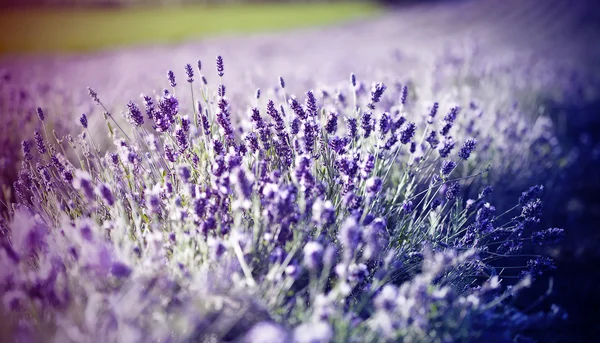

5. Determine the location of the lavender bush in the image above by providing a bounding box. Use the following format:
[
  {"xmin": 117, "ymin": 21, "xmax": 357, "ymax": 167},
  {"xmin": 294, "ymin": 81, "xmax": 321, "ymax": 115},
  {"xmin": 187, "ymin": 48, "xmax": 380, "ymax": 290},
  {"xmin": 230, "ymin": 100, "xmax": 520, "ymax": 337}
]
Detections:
[{"xmin": 0, "ymin": 55, "xmax": 570, "ymax": 342}]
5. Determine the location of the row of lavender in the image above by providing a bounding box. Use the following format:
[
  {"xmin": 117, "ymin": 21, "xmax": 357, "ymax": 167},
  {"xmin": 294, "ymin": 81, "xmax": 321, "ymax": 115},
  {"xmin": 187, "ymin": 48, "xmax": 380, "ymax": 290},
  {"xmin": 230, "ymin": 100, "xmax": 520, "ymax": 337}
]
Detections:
[{"xmin": 0, "ymin": 52, "xmax": 574, "ymax": 342}]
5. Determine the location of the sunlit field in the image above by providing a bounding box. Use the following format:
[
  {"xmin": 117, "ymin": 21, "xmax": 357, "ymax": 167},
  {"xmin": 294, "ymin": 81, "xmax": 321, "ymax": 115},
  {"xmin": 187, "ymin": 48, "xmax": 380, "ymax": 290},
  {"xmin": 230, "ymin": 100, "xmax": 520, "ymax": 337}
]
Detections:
[{"xmin": 0, "ymin": 2, "xmax": 380, "ymax": 54}]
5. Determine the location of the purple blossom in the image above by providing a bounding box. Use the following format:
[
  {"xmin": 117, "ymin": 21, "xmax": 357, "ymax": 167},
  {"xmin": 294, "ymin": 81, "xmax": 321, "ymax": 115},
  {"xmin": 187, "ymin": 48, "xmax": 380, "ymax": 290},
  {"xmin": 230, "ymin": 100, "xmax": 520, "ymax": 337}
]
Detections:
[
  {"xmin": 36, "ymin": 107, "xmax": 44, "ymax": 121},
  {"xmin": 443, "ymin": 106, "xmax": 460, "ymax": 123},
  {"xmin": 218, "ymin": 84, "xmax": 226, "ymax": 97},
  {"xmin": 361, "ymin": 111, "xmax": 373, "ymax": 138},
  {"xmin": 383, "ymin": 134, "xmax": 398, "ymax": 151},
  {"xmin": 279, "ymin": 76, "xmax": 285, "ymax": 89},
  {"xmin": 400, "ymin": 85, "xmax": 408, "ymax": 105},
  {"xmin": 79, "ymin": 113, "xmax": 88, "ymax": 128},
  {"xmin": 365, "ymin": 177, "xmax": 382, "ymax": 195},
  {"xmin": 21, "ymin": 140, "xmax": 32, "ymax": 161},
  {"xmin": 441, "ymin": 160, "xmax": 457, "ymax": 176},
  {"xmin": 346, "ymin": 117, "xmax": 358, "ymax": 139},
  {"xmin": 126, "ymin": 101, "xmax": 144, "ymax": 126},
  {"xmin": 110, "ymin": 262, "xmax": 132, "ymax": 278},
  {"xmin": 399, "ymin": 122, "xmax": 416, "ymax": 144},
  {"xmin": 402, "ymin": 200, "xmax": 414, "ymax": 213},
  {"xmin": 379, "ymin": 112, "xmax": 391, "ymax": 135},
  {"xmin": 519, "ymin": 185, "xmax": 544, "ymax": 206},
  {"xmin": 216, "ymin": 55, "xmax": 224, "ymax": 77},
  {"xmin": 289, "ymin": 96, "xmax": 306, "ymax": 120},
  {"xmin": 438, "ymin": 136, "xmax": 455, "ymax": 158},
  {"xmin": 458, "ymin": 138, "xmax": 477, "ymax": 160},
  {"xmin": 34, "ymin": 131, "xmax": 46, "ymax": 154},
  {"xmin": 368, "ymin": 82, "xmax": 387, "ymax": 109},
  {"xmin": 167, "ymin": 70, "xmax": 176, "ymax": 87},
  {"xmin": 305, "ymin": 90, "xmax": 318, "ymax": 117},
  {"xmin": 445, "ymin": 182, "xmax": 461, "ymax": 201},
  {"xmin": 531, "ymin": 228, "xmax": 564, "ymax": 245},
  {"xmin": 427, "ymin": 102, "xmax": 439, "ymax": 123},
  {"xmin": 426, "ymin": 130, "xmax": 439, "ymax": 149},
  {"xmin": 96, "ymin": 184, "xmax": 115, "ymax": 206},
  {"xmin": 325, "ymin": 112, "xmax": 338, "ymax": 134},
  {"xmin": 184, "ymin": 63, "xmax": 194, "ymax": 83}
]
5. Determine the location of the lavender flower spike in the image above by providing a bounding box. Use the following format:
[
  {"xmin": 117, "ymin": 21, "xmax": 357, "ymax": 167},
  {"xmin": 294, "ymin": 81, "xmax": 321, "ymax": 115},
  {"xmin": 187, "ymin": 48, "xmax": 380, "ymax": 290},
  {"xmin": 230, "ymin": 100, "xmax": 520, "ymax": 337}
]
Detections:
[
  {"xmin": 167, "ymin": 70, "xmax": 176, "ymax": 87},
  {"xmin": 216, "ymin": 55, "xmax": 224, "ymax": 77}
]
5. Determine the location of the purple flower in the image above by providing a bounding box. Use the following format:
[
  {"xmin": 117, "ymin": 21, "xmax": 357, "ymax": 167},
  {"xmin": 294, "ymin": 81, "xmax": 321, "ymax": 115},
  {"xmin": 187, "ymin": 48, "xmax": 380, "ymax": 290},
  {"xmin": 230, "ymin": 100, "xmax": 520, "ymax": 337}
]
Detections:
[
  {"xmin": 196, "ymin": 59, "xmax": 202, "ymax": 71},
  {"xmin": 519, "ymin": 185, "xmax": 544, "ymax": 206},
  {"xmin": 368, "ymin": 82, "xmax": 387, "ymax": 109},
  {"xmin": 184, "ymin": 63, "xmax": 194, "ymax": 83},
  {"xmin": 289, "ymin": 96, "xmax": 307, "ymax": 120},
  {"xmin": 126, "ymin": 101, "xmax": 144, "ymax": 126},
  {"xmin": 79, "ymin": 113, "xmax": 88, "ymax": 128},
  {"xmin": 110, "ymin": 262, "xmax": 132, "ymax": 278},
  {"xmin": 400, "ymin": 85, "xmax": 408, "ymax": 105},
  {"xmin": 279, "ymin": 76, "xmax": 285, "ymax": 89},
  {"xmin": 346, "ymin": 117, "xmax": 358, "ymax": 139},
  {"xmin": 218, "ymin": 84, "xmax": 226, "ymax": 97},
  {"xmin": 21, "ymin": 140, "xmax": 32, "ymax": 161},
  {"xmin": 445, "ymin": 182, "xmax": 461, "ymax": 201},
  {"xmin": 438, "ymin": 136, "xmax": 455, "ymax": 158},
  {"xmin": 443, "ymin": 106, "xmax": 460, "ymax": 123},
  {"xmin": 365, "ymin": 177, "xmax": 382, "ymax": 195},
  {"xmin": 361, "ymin": 111, "xmax": 373, "ymax": 138},
  {"xmin": 325, "ymin": 112, "xmax": 338, "ymax": 134},
  {"xmin": 97, "ymin": 184, "xmax": 115, "ymax": 206},
  {"xmin": 179, "ymin": 165, "xmax": 192, "ymax": 183},
  {"xmin": 142, "ymin": 94, "xmax": 156, "ymax": 120},
  {"xmin": 181, "ymin": 115, "xmax": 191, "ymax": 133},
  {"xmin": 458, "ymin": 138, "xmax": 477, "ymax": 160},
  {"xmin": 34, "ymin": 131, "xmax": 46, "ymax": 154},
  {"xmin": 329, "ymin": 136, "xmax": 349, "ymax": 155},
  {"xmin": 402, "ymin": 200, "xmax": 414, "ymax": 213},
  {"xmin": 87, "ymin": 87, "xmax": 100, "ymax": 104},
  {"xmin": 522, "ymin": 256, "xmax": 555, "ymax": 279},
  {"xmin": 164, "ymin": 144, "xmax": 177, "ymax": 163},
  {"xmin": 362, "ymin": 154, "xmax": 375, "ymax": 177},
  {"xmin": 36, "ymin": 107, "xmax": 44, "ymax": 121},
  {"xmin": 479, "ymin": 186, "xmax": 493, "ymax": 198},
  {"xmin": 383, "ymin": 134, "xmax": 398, "ymax": 151},
  {"xmin": 351, "ymin": 73, "xmax": 356, "ymax": 87},
  {"xmin": 522, "ymin": 198, "xmax": 543, "ymax": 223},
  {"xmin": 426, "ymin": 130, "xmax": 439, "ymax": 149},
  {"xmin": 216, "ymin": 55, "xmax": 224, "ymax": 77},
  {"xmin": 531, "ymin": 228, "xmax": 564, "ymax": 245},
  {"xmin": 167, "ymin": 70, "xmax": 176, "ymax": 87},
  {"xmin": 236, "ymin": 168, "xmax": 254, "ymax": 200},
  {"xmin": 255, "ymin": 88, "xmax": 261, "ymax": 99},
  {"xmin": 213, "ymin": 139, "xmax": 224, "ymax": 156},
  {"xmin": 379, "ymin": 112, "xmax": 391, "ymax": 135},
  {"xmin": 305, "ymin": 90, "xmax": 318, "ymax": 118},
  {"xmin": 441, "ymin": 160, "xmax": 457, "ymax": 176},
  {"xmin": 175, "ymin": 127, "xmax": 188, "ymax": 152},
  {"xmin": 427, "ymin": 102, "xmax": 439, "ymax": 123},
  {"xmin": 74, "ymin": 170, "xmax": 95, "ymax": 200},
  {"xmin": 399, "ymin": 122, "xmax": 416, "ymax": 144},
  {"xmin": 245, "ymin": 132, "xmax": 260, "ymax": 153}
]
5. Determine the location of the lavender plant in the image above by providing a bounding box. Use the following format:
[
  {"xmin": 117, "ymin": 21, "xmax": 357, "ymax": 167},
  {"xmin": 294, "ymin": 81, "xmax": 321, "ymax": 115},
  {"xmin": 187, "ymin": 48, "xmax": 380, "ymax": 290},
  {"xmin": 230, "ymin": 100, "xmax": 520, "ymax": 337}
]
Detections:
[{"xmin": 0, "ymin": 58, "xmax": 566, "ymax": 342}]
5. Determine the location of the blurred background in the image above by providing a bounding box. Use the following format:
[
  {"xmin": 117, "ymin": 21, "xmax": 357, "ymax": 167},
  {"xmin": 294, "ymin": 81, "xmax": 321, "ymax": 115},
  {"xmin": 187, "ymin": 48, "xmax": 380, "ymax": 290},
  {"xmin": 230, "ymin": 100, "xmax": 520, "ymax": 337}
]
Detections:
[{"xmin": 1, "ymin": 0, "xmax": 599, "ymax": 342}]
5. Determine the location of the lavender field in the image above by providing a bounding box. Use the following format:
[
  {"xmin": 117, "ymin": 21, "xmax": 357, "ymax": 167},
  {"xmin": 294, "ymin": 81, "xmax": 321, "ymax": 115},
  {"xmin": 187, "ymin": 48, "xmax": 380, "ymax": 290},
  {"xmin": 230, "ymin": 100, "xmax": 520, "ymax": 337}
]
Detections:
[{"xmin": 1, "ymin": 0, "xmax": 600, "ymax": 342}]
